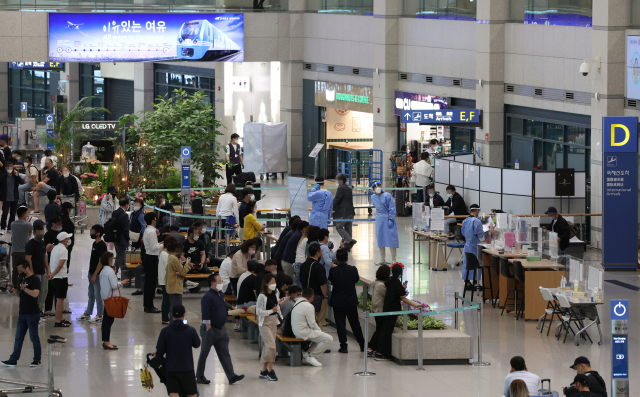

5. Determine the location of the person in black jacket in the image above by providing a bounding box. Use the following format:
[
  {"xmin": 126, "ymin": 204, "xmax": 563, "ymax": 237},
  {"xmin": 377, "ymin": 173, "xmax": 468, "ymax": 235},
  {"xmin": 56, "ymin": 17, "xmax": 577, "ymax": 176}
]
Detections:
[
  {"xmin": 0, "ymin": 159, "xmax": 24, "ymax": 233},
  {"xmin": 333, "ymin": 174, "xmax": 357, "ymax": 250},
  {"xmin": 328, "ymin": 248, "xmax": 364, "ymax": 353},
  {"xmin": 270, "ymin": 216, "xmax": 300, "ymax": 263},
  {"xmin": 60, "ymin": 202, "xmax": 75, "ymax": 275},
  {"xmin": 544, "ymin": 207, "xmax": 571, "ymax": 255},
  {"xmin": 55, "ymin": 166, "xmax": 79, "ymax": 201},
  {"xmin": 155, "ymin": 305, "xmax": 201, "ymax": 397},
  {"xmin": 443, "ymin": 185, "xmax": 468, "ymax": 237},
  {"xmin": 425, "ymin": 184, "xmax": 445, "ymax": 209},
  {"xmin": 111, "ymin": 198, "xmax": 131, "ymax": 275},
  {"xmin": 374, "ymin": 264, "xmax": 407, "ymax": 361},
  {"xmin": 563, "ymin": 357, "xmax": 607, "ymax": 397}
]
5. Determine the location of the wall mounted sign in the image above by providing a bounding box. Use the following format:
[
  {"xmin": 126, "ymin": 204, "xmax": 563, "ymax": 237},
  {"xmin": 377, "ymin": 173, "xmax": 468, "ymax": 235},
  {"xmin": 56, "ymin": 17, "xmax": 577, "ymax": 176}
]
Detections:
[
  {"xmin": 402, "ymin": 109, "xmax": 482, "ymax": 127},
  {"xmin": 394, "ymin": 90, "xmax": 447, "ymax": 116},
  {"xmin": 10, "ymin": 62, "xmax": 64, "ymax": 69},
  {"xmin": 314, "ymin": 81, "xmax": 373, "ymax": 113},
  {"xmin": 74, "ymin": 121, "xmax": 119, "ymax": 131},
  {"xmin": 555, "ymin": 168, "xmax": 575, "ymax": 197},
  {"xmin": 48, "ymin": 13, "xmax": 244, "ymax": 62},
  {"xmin": 626, "ymin": 36, "xmax": 640, "ymax": 101}
]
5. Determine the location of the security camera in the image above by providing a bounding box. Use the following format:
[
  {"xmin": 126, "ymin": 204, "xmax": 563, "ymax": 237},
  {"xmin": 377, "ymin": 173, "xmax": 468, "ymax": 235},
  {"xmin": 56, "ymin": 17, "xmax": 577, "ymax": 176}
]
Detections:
[{"xmin": 579, "ymin": 62, "xmax": 590, "ymax": 76}]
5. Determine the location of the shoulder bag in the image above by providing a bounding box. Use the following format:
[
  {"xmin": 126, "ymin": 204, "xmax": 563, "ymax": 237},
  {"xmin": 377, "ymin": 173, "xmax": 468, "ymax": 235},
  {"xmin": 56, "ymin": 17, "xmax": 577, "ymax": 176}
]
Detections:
[
  {"xmin": 307, "ymin": 261, "xmax": 323, "ymax": 312},
  {"xmin": 104, "ymin": 286, "xmax": 130, "ymax": 318}
]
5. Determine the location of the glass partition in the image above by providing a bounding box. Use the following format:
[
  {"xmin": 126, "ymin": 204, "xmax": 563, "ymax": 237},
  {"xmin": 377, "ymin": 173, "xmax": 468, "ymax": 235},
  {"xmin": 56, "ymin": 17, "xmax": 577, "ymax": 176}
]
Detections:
[
  {"xmin": 2, "ymin": 0, "xmax": 288, "ymax": 12},
  {"xmin": 306, "ymin": 0, "xmax": 373, "ymax": 14},
  {"xmin": 403, "ymin": 0, "xmax": 476, "ymax": 20}
]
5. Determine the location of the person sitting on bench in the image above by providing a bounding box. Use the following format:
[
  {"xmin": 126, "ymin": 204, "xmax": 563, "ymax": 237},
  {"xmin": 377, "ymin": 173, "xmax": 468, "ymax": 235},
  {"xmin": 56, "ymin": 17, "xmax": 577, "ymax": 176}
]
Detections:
[{"xmin": 291, "ymin": 287, "xmax": 333, "ymax": 367}]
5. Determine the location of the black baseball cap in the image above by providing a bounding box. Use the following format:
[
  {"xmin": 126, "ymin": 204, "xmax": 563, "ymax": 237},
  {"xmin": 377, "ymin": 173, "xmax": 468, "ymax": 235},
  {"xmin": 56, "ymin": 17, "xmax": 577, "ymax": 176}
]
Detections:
[
  {"xmin": 570, "ymin": 356, "xmax": 590, "ymax": 369},
  {"xmin": 171, "ymin": 304, "xmax": 186, "ymax": 319},
  {"xmin": 573, "ymin": 373, "xmax": 590, "ymax": 386},
  {"xmin": 545, "ymin": 206, "xmax": 558, "ymax": 214}
]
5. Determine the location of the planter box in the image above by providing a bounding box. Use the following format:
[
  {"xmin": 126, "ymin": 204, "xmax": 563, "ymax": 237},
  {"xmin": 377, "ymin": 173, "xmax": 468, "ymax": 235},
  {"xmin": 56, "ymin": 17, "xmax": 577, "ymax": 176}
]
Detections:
[
  {"xmin": 83, "ymin": 206, "xmax": 101, "ymax": 230},
  {"xmin": 326, "ymin": 307, "xmax": 471, "ymax": 365}
]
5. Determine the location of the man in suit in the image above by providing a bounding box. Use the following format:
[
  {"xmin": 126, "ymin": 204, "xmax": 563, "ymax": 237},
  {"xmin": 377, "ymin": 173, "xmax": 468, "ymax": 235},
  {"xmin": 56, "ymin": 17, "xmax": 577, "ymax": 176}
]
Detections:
[
  {"xmin": 333, "ymin": 174, "xmax": 356, "ymax": 250},
  {"xmin": 328, "ymin": 248, "xmax": 365, "ymax": 353},
  {"xmin": 112, "ymin": 198, "xmax": 131, "ymax": 275},
  {"xmin": 0, "ymin": 159, "xmax": 25, "ymax": 233}
]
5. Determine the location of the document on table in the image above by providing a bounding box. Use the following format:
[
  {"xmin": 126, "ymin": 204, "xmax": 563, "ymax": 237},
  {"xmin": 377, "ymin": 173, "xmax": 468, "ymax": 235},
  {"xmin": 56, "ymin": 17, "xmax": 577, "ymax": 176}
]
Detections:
[{"xmin": 431, "ymin": 208, "xmax": 445, "ymax": 231}]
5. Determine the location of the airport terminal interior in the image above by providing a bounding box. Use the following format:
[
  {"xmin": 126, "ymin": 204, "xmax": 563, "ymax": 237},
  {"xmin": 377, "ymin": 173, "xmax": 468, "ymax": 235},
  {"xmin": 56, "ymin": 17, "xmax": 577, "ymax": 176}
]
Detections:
[{"xmin": 0, "ymin": 1, "xmax": 639, "ymax": 396}]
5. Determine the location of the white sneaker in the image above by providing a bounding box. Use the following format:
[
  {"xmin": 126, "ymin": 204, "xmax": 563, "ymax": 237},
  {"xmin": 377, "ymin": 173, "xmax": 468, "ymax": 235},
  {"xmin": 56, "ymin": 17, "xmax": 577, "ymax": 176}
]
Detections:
[
  {"xmin": 302, "ymin": 351, "xmax": 310, "ymax": 360},
  {"xmin": 77, "ymin": 314, "xmax": 91, "ymax": 321},
  {"xmin": 374, "ymin": 260, "xmax": 386, "ymax": 266},
  {"xmin": 305, "ymin": 356, "xmax": 322, "ymax": 367},
  {"xmin": 29, "ymin": 211, "xmax": 40, "ymax": 215},
  {"xmin": 89, "ymin": 316, "xmax": 102, "ymax": 324}
]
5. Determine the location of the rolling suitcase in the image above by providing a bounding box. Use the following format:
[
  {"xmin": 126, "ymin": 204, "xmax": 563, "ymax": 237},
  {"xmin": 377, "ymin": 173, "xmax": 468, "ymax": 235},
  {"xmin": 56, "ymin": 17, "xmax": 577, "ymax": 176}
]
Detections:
[{"xmin": 535, "ymin": 379, "xmax": 559, "ymax": 397}]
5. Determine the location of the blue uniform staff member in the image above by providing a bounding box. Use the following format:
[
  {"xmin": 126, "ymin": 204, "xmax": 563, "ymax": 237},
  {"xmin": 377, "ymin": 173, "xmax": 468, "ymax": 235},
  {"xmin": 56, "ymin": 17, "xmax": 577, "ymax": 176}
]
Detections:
[
  {"xmin": 226, "ymin": 133, "xmax": 243, "ymax": 184},
  {"xmin": 543, "ymin": 207, "xmax": 571, "ymax": 255},
  {"xmin": 308, "ymin": 177, "xmax": 333, "ymax": 229},
  {"xmin": 461, "ymin": 204, "xmax": 484, "ymax": 286},
  {"xmin": 370, "ymin": 181, "xmax": 398, "ymax": 265}
]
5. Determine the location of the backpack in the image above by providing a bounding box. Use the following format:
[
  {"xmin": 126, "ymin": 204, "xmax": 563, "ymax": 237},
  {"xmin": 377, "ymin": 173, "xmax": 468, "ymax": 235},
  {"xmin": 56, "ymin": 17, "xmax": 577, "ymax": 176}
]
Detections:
[
  {"xmin": 104, "ymin": 212, "xmax": 119, "ymax": 243},
  {"xmin": 282, "ymin": 300, "xmax": 304, "ymax": 337},
  {"xmin": 567, "ymin": 221, "xmax": 578, "ymax": 239}
]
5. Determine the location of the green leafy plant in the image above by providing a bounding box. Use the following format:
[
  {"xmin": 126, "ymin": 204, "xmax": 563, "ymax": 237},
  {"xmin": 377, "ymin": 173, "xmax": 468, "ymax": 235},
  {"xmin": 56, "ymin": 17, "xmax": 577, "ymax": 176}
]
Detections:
[
  {"xmin": 105, "ymin": 164, "xmax": 113, "ymax": 189},
  {"xmin": 357, "ymin": 292, "xmax": 446, "ymax": 331}
]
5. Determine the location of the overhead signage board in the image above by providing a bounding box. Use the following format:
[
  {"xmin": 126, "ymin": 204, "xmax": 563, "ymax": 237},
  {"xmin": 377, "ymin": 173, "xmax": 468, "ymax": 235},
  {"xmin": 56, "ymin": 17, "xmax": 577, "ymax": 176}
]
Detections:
[
  {"xmin": 394, "ymin": 91, "xmax": 447, "ymax": 116},
  {"xmin": 602, "ymin": 117, "xmax": 638, "ymax": 269},
  {"xmin": 314, "ymin": 81, "xmax": 373, "ymax": 113},
  {"xmin": 10, "ymin": 62, "xmax": 64, "ymax": 69},
  {"xmin": 627, "ymin": 36, "xmax": 640, "ymax": 100},
  {"xmin": 74, "ymin": 121, "xmax": 119, "ymax": 131},
  {"xmin": 402, "ymin": 109, "xmax": 481, "ymax": 126},
  {"xmin": 48, "ymin": 13, "xmax": 244, "ymax": 62}
]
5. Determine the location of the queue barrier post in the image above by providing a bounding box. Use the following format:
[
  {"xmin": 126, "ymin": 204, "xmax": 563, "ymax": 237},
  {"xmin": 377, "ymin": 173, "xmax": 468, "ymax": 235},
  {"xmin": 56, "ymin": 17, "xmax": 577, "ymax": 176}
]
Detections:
[
  {"xmin": 417, "ymin": 310, "xmax": 424, "ymax": 370},
  {"xmin": 354, "ymin": 311, "xmax": 376, "ymax": 377},
  {"xmin": 402, "ymin": 301, "xmax": 408, "ymax": 334},
  {"xmin": 456, "ymin": 293, "xmax": 490, "ymax": 367}
]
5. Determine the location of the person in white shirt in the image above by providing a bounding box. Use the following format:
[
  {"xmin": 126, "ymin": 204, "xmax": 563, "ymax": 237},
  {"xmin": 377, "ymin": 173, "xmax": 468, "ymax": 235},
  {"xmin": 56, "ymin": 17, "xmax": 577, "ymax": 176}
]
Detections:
[
  {"xmin": 99, "ymin": 252, "xmax": 129, "ymax": 349},
  {"xmin": 48, "ymin": 232, "xmax": 73, "ymax": 328},
  {"xmin": 412, "ymin": 152, "xmax": 434, "ymax": 203},
  {"xmin": 219, "ymin": 248, "xmax": 237, "ymax": 295},
  {"xmin": 503, "ymin": 356, "xmax": 541, "ymax": 397},
  {"xmin": 142, "ymin": 212, "xmax": 164, "ymax": 314},
  {"xmin": 217, "ymin": 185, "xmax": 240, "ymax": 235},
  {"xmin": 426, "ymin": 138, "xmax": 439, "ymax": 155},
  {"xmin": 39, "ymin": 150, "xmax": 56, "ymax": 170},
  {"xmin": 291, "ymin": 288, "xmax": 333, "ymax": 367}
]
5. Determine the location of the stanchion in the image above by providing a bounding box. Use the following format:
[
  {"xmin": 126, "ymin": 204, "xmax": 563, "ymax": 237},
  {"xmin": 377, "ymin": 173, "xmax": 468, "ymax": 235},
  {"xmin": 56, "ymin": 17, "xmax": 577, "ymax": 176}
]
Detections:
[
  {"xmin": 417, "ymin": 310, "xmax": 424, "ymax": 370},
  {"xmin": 402, "ymin": 302, "xmax": 408, "ymax": 334},
  {"xmin": 470, "ymin": 300, "xmax": 490, "ymax": 366},
  {"xmin": 354, "ymin": 311, "xmax": 376, "ymax": 377},
  {"xmin": 455, "ymin": 295, "xmax": 459, "ymax": 330}
]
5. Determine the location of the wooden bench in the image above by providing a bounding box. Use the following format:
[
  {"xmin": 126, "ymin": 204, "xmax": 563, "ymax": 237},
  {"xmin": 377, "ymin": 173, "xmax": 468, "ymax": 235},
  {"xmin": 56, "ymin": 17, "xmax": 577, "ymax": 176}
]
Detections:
[{"xmin": 244, "ymin": 315, "xmax": 307, "ymax": 367}]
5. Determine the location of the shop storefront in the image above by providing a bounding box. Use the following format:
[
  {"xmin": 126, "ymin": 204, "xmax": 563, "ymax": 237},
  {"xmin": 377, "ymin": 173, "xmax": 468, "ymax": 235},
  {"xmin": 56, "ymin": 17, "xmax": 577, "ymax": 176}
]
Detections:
[{"xmin": 313, "ymin": 81, "xmax": 373, "ymax": 178}]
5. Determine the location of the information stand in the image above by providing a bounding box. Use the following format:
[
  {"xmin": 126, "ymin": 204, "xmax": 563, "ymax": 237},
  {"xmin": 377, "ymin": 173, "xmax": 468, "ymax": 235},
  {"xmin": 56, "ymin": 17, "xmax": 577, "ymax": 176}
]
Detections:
[{"xmin": 611, "ymin": 299, "xmax": 629, "ymax": 396}]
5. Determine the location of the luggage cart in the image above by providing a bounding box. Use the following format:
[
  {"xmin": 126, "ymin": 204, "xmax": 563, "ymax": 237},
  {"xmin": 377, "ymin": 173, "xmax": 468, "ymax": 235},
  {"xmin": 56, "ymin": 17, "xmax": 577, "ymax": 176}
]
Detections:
[
  {"xmin": 336, "ymin": 149, "xmax": 382, "ymax": 215},
  {"xmin": 0, "ymin": 242, "xmax": 11, "ymax": 292},
  {"xmin": 0, "ymin": 335, "xmax": 66, "ymax": 397},
  {"xmin": 59, "ymin": 195, "xmax": 87, "ymax": 234}
]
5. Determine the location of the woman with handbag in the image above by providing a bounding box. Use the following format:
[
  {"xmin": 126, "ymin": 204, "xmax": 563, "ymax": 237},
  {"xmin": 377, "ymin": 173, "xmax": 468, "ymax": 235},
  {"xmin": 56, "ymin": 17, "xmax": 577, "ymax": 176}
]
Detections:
[
  {"xmin": 164, "ymin": 241, "xmax": 193, "ymax": 319},
  {"xmin": 255, "ymin": 273, "xmax": 281, "ymax": 381},
  {"xmin": 99, "ymin": 252, "xmax": 129, "ymax": 350}
]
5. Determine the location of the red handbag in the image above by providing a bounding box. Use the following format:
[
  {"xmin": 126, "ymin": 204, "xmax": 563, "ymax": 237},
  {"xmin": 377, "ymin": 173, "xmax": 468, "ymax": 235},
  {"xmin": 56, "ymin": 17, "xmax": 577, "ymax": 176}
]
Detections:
[{"xmin": 104, "ymin": 287, "xmax": 130, "ymax": 319}]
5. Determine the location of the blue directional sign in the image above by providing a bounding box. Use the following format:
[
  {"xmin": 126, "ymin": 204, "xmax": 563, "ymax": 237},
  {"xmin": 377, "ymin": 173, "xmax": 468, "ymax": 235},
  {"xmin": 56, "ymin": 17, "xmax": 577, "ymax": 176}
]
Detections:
[
  {"xmin": 20, "ymin": 102, "xmax": 27, "ymax": 112},
  {"xmin": 612, "ymin": 335, "xmax": 628, "ymax": 378},
  {"xmin": 402, "ymin": 109, "xmax": 481, "ymax": 124},
  {"xmin": 611, "ymin": 300, "xmax": 629, "ymax": 320},
  {"xmin": 181, "ymin": 146, "xmax": 191, "ymax": 190},
  {"xmin": 45, "ymin": 114, "xmax": 54, "ymax": 124}
]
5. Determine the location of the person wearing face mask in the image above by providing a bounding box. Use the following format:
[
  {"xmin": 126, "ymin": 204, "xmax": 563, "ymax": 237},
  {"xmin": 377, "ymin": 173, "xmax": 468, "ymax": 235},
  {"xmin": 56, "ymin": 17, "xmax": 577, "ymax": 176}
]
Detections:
[
  {"xmin": 98, "ymin": 186, "xmax": 117, "ymax": 227},
  {"xmin": 242, "ymin": 200, "xmax": 264, "ymax": 241},
  {"xmin": 24, "ymin": 222, "xmax": 49, "ymax": 314},
  {"xmin": 31, "ymin": 158, "xmax": 58, "ymax": 215},
  {"xmin": 307, "ymin": 177, "xmax": 333, "ymax": 230},
  {"xmin": 78, "ymin": 225, "xmax": 107, "ymax": 324},
  {"xmin": 237, "ymin": 187, "xmax": 254, "ymax": 240},
  {"xmin": 542, "ymin": 207, "xmax": 571, "ymax": 255},
  {"xmin": 11, "ymin": 150, "xmax": 24, "ymax": 169},
  {"xmin": 226, "ymin": 133, "xmax": 244, "ymax": 184},
  {"xmin": 165, "ymin": 242, "xmax": 194, "ymax": 319},
  {"xmin": 99, "ymin": 252, "xmax": 130, "ymax": 350},
  {"xmin": 370, "ymin": 181, "xmax": 399, "ymax": 266},
  {"xmin": 255, "ymin": 259, "xmax": 278, "ymax": 297},
  {"xmin": 427, "ymin": 138, "xmax": 440, "ymax": 155},
  {"xmin": 43, "ymin": 190, "xmax": 61, "ymax": 230},
  {"xmin": 18, "ymin": 156, "xmax": 38, "ymax": 207},
  {"xmin": 42, "ymin": 216, "xmax": 62, "ymax": 316},
  {"xmin": 217, "ymin": 184, "xmax": 240, "ymax": 234},
  {"xmin": 280, "ymin": 285, "xmax": 301, "ymax": 319},
  {"xmin": 333, "ymin": 174, "xmax": 356, "ymax": 250},
  {"xmin": 193, "ymin": 220, "xmax": 214, "ymax": 264},
  {"xmin": 0, "ymin": 260, "xmax": 41, "ymax": 368},
  {"xmin": 443, "ymin": 185, "xmax": 468, "ymax": 238},
  {"xmin": 111, "ymin": 198, "xmax": 132, "ymax": 275},
  {"xmin": 48, "ymin": 232, "xmax": 73, "ymax": 327},
  {"xmin": 196, "ymin": 273, "xmax": 245, "ymax": 385},
  {"xmin": 54, "ymin": 166, "xmax": 79, "ymax": 202},
  {"xmin": 10, "ymin": 206, "xmax": 33, "ymax": 289},
  {"xmin": 154, "ymin": 194, "xmax": 174, "ymax": 228},
  {"xmin": 142, "ymin": 212, "xmax": 164, "ymax": 313},
  {"xmin": 461, "ymin": 204, "xmax": 484, "ymax": 288},
  {"xmin": 300, "ymin": 244, "xmax": 329, "ymax": 330},
  {"xmin": 412, "ymin": 152, "xmax": 433, "ymax": 203},
  {"xmin": 425, "ymin": 184, "xmax": 445, "ymax": 209},
  {"xmin": 183, "ymin": 226, "xmax": 210, "ymax": 274},
  {"xmin": 256, "ymin": 273, "xmax": 281, "ymax": 381},
  {"xmin": 129, "ymin": 198, "xmax": 147, "ymax": 251},
  {"xmin": 0, "ymin": 158, "xmax": 25, "ymax": 234},
  {"xmin": 230, "ymin": 240, "xmax": 257, "ymax": 297},
  {"xmin": 373, "ymin": 264, "xmax": 408, "ymax": 361},
  {"xmin": 236, "ymin": 260, "xmax": 259, "ymax": 313},
  {"xmin": 60, "ymin": 202, "xmax": 76, "ymax": 279}
]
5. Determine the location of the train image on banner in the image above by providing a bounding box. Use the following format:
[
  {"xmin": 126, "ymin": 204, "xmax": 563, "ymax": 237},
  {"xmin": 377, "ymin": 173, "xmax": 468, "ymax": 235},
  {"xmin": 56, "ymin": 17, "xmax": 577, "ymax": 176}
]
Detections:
[{"xmin": 177, "ymin": 19, "xmax": 242, "ymax": 61}]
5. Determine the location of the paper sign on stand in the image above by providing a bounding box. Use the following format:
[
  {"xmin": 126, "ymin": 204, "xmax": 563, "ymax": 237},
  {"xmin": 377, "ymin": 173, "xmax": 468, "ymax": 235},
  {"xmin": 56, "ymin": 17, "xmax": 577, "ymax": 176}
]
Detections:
[
  {"xmin": 431, "ymin": 208, "xmax": 445, "ymax": 231},
  {"xmin": 412, "ymin": 203, "xmax": 424, "ymax": 231},
  {"xmin": 423, "ymin": 206, "xmax": 430, "ymax": 229},
  {"xmin": 504, "ymin": 232, "xmax": 516, "ymax": 248}
]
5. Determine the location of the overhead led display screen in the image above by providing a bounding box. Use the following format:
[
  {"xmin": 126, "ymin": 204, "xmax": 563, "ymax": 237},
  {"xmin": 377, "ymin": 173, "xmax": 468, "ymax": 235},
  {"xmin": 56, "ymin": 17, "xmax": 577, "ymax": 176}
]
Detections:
[{"xmin": 49, "ymin": 13, "xmax": 244, "ymax": 62}]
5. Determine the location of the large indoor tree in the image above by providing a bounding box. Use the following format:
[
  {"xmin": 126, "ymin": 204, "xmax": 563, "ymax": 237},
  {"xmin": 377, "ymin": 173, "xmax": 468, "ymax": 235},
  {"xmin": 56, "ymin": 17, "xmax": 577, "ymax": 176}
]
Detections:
[{"xmin": 120, "ymin": 89, "xmax": 226, "ymax": 187}]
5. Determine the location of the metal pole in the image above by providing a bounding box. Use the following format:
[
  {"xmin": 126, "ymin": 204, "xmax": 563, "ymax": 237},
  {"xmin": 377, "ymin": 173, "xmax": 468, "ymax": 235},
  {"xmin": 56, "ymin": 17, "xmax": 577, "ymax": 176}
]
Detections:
[
  {"xmin": 354, "ymin": 311, "xmax": 376, "ymax": 376},
  {"xmin": 455, "ymin": 294, "xmax": 458, "ymax": 330},
  {"xmin": 47, "ymin": 343, "xmax": 54, "ymax": 392},
  {"xmin": 471, "ymin": 303, "xmax": 490, "ymax": 366},
  {"xmin": 402, "ymin": 302, "xmax": 408, "ymax": 334},
  {"xmin": 362, "ymin": 283, "xmax": 369, "ymax": 312},
  {"xmin": 417, "ymin": 310, "xmax": 424, "ymax": 370},
  {"xmin": 216, "ymin": 216, "xmax": 221, "ymax": 258}
]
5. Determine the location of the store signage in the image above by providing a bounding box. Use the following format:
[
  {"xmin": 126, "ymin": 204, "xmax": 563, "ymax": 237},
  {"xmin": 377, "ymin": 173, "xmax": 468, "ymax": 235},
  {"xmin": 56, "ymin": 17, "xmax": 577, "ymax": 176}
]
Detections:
[
  {"xmin": 314, "ymin": 81, "xmax": 373, "ymax": 113},
  {"xmin": 602, "ymin": 117, "xmax": 638, "ymax": 269},
  {"xmin": 611, "ymin": 299, "xmax": 629, "ymax": 396},
  {"xmin": 394, "ymin": 91, "xmax": 447, "ymax": 116},
  {"xmin": 10, "ymin": 62, "xmax": 64, "ymax": 69},
  {"xmin": 402, "ymin": 109, "xmax": 481, "ymax": 125},
  {"xmin": 48, "ymin": 13, "xmax": 244, "ymax": 62},
  {"xmin": 74, "ymin": 121, "xmax": 119, "ymax": 131}
]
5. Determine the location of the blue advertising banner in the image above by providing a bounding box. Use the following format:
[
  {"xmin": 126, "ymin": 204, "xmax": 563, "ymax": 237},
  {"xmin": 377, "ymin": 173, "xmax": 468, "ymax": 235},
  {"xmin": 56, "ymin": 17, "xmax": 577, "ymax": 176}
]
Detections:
[
  {"xmin": 181, "ymin": 146, "xmax": 191, "ymax": 190},
  {"xmin": 10, "ymin": 62, "xmax": 64, "ymax": 69},
  {"xmin": 394, "ymin": 91, "xmax": 447, "ymax": 116},
  {"xmin": 49, "ymin": 13, "xmax": 244, "ymax": 62},
  {"xmin": 524, "ymin": 10, "xmax": 591, "ymax": 27},
  {"xmin": 602, "ymin": 117, "xmax": 638, "ymax": 268},
  {"xmin": 402, "ymin": 109, "xmax": 480, "ymax": 124}
]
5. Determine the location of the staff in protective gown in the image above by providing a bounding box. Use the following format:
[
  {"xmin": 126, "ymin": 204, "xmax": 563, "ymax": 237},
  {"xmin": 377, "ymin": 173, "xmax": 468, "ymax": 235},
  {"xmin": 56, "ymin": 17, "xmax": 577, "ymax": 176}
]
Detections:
[
  {"xmin": 308, "ymin": 176, "xmax": 333, "ymax": 229},
  {"xmin": 461, "ymin": 203, "xmax": 483, "ymax": 287},
  {"xmin": 370, "ymin": 181, "xmax": 398, "ymax": 265}
]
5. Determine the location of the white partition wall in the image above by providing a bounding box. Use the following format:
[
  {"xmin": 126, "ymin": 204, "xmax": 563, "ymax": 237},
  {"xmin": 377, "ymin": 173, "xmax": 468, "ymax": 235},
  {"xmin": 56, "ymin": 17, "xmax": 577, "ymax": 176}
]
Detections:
[
  {"xmin": 502, "ymin": 195, "xmax": 532, "ymax": 215},
  {"xmin": 464, "ymin": 164, "xmax": 480, "ymax": 190},
  {"xmin": 435, "ymin": 159, "xmax": 450, "ymax": 184},
  {"xmin": 502, "ymin": 169, "xmax": 532, "ymax": 196},
  {"xmin": 479, "ymin": 167, "xmax": 502, "ymax": 194},
  {"xmin": 480, "ymin": 191, "xmax": 502, "ymax": 212},
  {"xmin": 449, "ymin": 161, "xmax": 464, "ymax": 188}
]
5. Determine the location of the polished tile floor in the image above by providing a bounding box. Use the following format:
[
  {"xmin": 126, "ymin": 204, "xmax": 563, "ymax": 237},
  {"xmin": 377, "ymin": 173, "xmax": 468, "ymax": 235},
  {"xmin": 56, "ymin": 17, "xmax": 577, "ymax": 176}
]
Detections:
[{"xmin": 0, "ymin": 178, "xmax": 634, "ymax": 397}]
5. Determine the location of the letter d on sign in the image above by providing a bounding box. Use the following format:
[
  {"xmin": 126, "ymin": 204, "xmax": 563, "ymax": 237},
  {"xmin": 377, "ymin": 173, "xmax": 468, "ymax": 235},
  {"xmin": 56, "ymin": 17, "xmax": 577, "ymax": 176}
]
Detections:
[{"xmin": 611, "ymin": 124, "xmax": 630, "ymax": 147}]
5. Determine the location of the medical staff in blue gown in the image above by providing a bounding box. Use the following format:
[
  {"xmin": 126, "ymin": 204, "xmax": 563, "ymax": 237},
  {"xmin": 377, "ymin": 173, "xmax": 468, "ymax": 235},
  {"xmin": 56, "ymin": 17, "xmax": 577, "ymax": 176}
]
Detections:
[
  {"xmin": 308, "ymin": 176, "xmax": 333, "ymax": 229},
  {"xmin": 370, "ymin": 181, "xmax": 398, "ymax": 265},
  {"xmin": 461, "ymin": 203, "xmax": 484, "ymax": 286}
]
